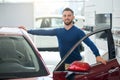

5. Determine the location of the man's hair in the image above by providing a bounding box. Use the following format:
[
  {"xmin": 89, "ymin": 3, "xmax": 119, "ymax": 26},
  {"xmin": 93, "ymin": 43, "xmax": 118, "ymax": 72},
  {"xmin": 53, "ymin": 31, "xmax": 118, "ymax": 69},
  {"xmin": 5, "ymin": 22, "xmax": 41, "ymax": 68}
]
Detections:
[{"xmin": 62, "ymin": 7, "xmax": 74, "ymax": 15}]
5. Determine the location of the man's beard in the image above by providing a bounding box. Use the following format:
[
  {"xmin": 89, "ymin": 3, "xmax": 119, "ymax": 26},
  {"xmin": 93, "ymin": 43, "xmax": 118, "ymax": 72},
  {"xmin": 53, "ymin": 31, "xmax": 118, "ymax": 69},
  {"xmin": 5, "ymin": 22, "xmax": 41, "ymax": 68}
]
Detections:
[{"xmin": 64, "ymin": 20, "xmax": 73, "ymax": 25}]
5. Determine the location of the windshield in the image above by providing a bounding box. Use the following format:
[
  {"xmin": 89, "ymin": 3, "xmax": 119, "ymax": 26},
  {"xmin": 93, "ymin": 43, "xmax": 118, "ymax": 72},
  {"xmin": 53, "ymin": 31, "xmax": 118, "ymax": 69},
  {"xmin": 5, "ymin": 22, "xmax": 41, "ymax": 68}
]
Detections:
[{"xmin": 0, "ymin": 36, "xmax": 39, "ymax": 73}]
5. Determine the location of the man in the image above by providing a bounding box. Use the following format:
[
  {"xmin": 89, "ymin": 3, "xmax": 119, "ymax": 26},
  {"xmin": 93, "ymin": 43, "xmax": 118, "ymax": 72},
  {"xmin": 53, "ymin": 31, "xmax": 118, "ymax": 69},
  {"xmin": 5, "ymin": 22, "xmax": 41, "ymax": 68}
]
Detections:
[{"xmin": 19, "ymin": 7, "xmax": 106, "ymax": 65}]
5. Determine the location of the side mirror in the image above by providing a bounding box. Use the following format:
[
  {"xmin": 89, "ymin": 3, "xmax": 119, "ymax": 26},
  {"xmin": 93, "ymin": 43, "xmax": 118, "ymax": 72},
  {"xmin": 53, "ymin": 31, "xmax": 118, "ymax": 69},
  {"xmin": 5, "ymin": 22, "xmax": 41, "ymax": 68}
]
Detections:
[{"xmin": 67, "ymin": 61, "xmax": 91, "ymax": 72}]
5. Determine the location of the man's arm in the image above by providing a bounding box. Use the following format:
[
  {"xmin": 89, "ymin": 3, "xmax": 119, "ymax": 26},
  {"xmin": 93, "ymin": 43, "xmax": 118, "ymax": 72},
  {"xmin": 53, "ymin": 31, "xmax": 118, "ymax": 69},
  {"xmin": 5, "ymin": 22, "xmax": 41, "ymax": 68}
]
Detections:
[
  {"xmin": 78, "ymin": 29, "xmax": 107, "ymax": 65},
  {"xmin": 27, "ymin": 29, "xmax": 56, "ymax": 36},
  {"xmin": 83, "ymin": 38, "xmax": 106, "ymax": 65},
  {"xmin": 19, "ymin": 26, "xmax": 56, "ymax": 36}
]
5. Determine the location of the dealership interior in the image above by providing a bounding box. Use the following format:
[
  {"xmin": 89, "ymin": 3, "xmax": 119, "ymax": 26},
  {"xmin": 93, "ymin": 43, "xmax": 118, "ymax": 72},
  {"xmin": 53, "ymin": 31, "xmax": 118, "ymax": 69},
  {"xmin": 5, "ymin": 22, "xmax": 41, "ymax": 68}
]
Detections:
[{"xmin": 0, "ymin": 0, "xmax": 120, "ymax": 80}]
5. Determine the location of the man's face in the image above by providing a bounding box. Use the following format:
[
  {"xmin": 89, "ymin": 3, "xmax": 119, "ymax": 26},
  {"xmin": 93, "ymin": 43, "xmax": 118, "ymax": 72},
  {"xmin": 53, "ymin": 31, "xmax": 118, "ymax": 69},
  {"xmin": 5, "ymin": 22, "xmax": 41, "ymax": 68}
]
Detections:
[{"xmin": 62, "ymin": 11, "xmax": 74, "ymax": 25}]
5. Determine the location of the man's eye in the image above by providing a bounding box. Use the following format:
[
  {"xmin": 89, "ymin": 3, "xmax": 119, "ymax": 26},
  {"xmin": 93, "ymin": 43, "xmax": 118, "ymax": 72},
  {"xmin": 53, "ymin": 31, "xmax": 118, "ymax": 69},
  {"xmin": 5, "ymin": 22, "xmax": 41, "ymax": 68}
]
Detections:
[{"xmin": 63, "ymin": 15, "xmax": 66, "ymax": 17}]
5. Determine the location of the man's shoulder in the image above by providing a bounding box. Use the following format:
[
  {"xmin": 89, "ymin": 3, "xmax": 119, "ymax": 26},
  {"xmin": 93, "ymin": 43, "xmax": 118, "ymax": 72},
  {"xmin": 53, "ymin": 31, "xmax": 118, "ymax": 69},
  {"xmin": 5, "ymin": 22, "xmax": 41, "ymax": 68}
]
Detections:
[
  {"xmin": 54, "ymin": 27, "xmax": 64, "ymax": 31},
  {"xmin": 73, "ymin": 25, "xmax": 82, "ymax": 31}
]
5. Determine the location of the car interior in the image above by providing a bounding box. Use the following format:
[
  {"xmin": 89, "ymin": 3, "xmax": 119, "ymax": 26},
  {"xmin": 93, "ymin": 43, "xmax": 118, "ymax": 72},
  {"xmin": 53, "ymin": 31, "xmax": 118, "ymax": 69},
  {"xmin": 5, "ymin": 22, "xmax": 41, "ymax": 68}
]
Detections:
[{"xmin": 0, "ymin": 36, "xmax": 38, "ymax": 73}]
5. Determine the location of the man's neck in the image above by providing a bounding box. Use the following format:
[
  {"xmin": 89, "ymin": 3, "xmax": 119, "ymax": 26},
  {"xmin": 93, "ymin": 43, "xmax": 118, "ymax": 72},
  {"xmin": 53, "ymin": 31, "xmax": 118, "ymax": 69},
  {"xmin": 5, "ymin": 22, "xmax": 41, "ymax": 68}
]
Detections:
[{"xmin": 64, "ymin": 24, "xmax": 73, "ymax": 30}]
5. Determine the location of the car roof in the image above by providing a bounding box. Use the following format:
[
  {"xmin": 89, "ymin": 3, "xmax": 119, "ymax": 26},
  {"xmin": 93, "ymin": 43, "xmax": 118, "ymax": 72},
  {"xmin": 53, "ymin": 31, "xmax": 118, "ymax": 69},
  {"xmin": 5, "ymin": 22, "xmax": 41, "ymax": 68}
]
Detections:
[
  {"xmin": 0, "ymin": 27, "xmax": 26, "ymax": 36},
  {"xmin": 36, "ymin": 15, "xmax": 62, "ymax": 21},
  {"xmin": 36, "ymin": 15, "xmax": 85, "ymax": 18},
  {"xmin": 36, "ymin": 15, "xmax": 62, "ymax": 18},
  {"xmin": 0, "ymin": 26, "xmax": 38, "ymax": 48},
  {"xmin": 36, "ymin": 15, "xmax": 85, "ymax": 20}
]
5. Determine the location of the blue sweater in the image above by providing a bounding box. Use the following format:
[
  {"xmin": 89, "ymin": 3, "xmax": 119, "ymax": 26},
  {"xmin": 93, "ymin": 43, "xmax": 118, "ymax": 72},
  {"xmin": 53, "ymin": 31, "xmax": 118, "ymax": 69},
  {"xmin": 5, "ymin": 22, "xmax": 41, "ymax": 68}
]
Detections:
[{"xmin": 28, "ymin": 26, "xmax": 100, "ymax": 63}]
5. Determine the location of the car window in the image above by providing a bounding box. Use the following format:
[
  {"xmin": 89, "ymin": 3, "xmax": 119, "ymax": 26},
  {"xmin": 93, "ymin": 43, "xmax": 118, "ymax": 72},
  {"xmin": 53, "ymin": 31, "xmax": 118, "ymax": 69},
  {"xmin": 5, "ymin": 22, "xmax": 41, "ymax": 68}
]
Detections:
[
  {"xmin": 0, "ymin": 36, "xmax": 39, "ymax": 73},
  {"xmin": 51, "ymin": 18, "xmax": 63, "ymax": 28},
  {"xmin": 41, "ymin": 18, "xmax": 51, "ymax": 28},
  {"xmin": 35, "ymin": 17, "xmax": 63, "ymax": 28},
  {"xmin": 82, "ymin": 30, "xmax": 109, "ymax": 64}
]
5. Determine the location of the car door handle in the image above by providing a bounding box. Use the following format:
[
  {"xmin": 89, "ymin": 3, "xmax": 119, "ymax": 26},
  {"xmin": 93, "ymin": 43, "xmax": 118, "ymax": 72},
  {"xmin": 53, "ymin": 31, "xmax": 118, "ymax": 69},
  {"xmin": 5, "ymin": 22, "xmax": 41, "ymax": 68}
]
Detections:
[{"xmin": 108, "ymin": 67, "xmax": 119, "ymax": 73}]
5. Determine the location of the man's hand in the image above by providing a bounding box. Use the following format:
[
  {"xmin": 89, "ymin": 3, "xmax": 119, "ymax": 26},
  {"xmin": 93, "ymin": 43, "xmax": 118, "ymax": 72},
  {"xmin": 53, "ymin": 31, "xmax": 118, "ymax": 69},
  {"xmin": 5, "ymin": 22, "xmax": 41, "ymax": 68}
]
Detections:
[
  {"xmin": 96, "ymin": 56, "xmax": 107, "ymax": 65},
  {"xmin": 18, "ymin": 26, "xmax": 27, "ymax": 31}
]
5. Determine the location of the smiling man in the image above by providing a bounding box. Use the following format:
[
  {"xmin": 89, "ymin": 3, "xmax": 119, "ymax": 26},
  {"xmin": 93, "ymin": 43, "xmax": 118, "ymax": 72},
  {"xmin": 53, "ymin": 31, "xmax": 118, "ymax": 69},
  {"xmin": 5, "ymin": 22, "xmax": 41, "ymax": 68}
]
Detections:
[{"xmin": 19, "ymin": 7, "xmax": 106, "ymax": 65}]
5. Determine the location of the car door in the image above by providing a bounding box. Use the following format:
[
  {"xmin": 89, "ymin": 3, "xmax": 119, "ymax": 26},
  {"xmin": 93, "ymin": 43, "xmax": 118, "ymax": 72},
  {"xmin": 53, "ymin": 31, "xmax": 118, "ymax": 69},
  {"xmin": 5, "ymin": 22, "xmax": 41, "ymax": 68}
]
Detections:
[
  {"xmin": 53, "ymin": 27, "xmax": 120, "ymax": 80},
  {"xmin": 80, "ymin": 59, "xmax": 120, "ymax": 80}
]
